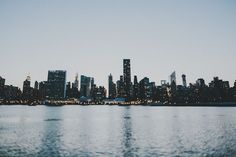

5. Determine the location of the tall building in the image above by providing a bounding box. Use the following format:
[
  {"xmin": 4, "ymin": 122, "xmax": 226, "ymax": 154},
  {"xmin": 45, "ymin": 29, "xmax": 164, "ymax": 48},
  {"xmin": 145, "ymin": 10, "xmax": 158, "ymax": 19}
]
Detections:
[
  {"xmin": 23, "ymin": 75, "xmax": 31, "ymax": 92},
  {"xmin": 209, "ymin": 77, "xmax": 229, "ymax": 89},
  {"xmin": 33, "ymin": 81, "xmax": 39, "ymax": 100},
  {"xmin": 39, "ymin": 81, "xmax": 47, "ymax": 100},
  {"xmin": 182, "ymin": 74, "xmax": 187, "ymax": 87},
  {"xmin": 170, "ymin": 71, "xmax": 176, "ymax": 85},
  {"xmin": 170, "ymin": 71, "xmax": 177, "ymax": 93},
  {"xmin": 34, "ymin": 81, "xmax": 39, "ymax": 90},
  {"xmin": 80, "ymin": 75, "xmax": 94, "ymax": 98},
  {"xmin": 47, "ymin": 70, "xmax": 66, "ymax": 99},
  {"xmin": 123, "ymin": 59, "xmax": 131, "ymax": 100},
  {"xmin": 22, "ymin": 75, "xmax": 32, "ymax": 100},
  {"xmin": 66, "ymin": 82, "xmax": 71, "ymax": 98},
  {"xmin": 93, "ymin": 86, "xmax": 106, "ymax": 102},
  {"xmin": 0, "ymin": 76, "xmax": 5, "ymax": 99},
  {"xmin": 0, "ymin": 76, "xmax": 5, "ymax": 88},
  {"xmin": 108, "ymin": 74, "xmax": 116, "ymax": 99},
  {"xmin": 3, "ymin": 85, "xmax": 21, "ymax": 100},
  {"xmin": 133, "ymin": 75, "xmax": 139, "ymax": 100},
  {"xmin": 139, "ymin": 77, "xmax": 155, "ymax": 101},
  {"xmin": 72, "ymin": 73, "xmax": 79, "ymax": 89},
  {"xmin": 71, "ymin": 73, "xmax": 80, "ymax": 98},
  {"xmin": 117, "ymin": 75, "xmax": 125, "ymax": 98}
]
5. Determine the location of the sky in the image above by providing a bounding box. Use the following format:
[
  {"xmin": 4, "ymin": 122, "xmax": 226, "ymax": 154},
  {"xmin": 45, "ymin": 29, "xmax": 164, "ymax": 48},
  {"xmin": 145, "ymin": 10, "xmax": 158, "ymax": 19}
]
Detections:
[{"xmin": 0, "ymin": 0, "xmax": 236, "ymax": 90}]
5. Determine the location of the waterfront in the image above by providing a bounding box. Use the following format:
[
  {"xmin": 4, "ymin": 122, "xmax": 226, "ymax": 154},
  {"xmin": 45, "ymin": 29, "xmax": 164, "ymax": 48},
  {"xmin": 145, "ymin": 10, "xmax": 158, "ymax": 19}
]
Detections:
[{"xmin": 0, "ymin": 106, "xmax": 236, "ymax": 157}]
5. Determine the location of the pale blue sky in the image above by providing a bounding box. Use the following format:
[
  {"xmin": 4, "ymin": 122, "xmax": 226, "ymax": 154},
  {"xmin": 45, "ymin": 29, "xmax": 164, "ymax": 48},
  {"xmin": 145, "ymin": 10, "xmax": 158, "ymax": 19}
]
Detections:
[{"xmin": 0, "ymin": 0, "xmax": 236, "ymax": 89}]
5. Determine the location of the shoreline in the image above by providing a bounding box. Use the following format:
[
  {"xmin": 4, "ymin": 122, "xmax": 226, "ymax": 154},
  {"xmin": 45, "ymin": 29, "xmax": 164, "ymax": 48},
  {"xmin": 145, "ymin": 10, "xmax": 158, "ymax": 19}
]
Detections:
[{"xmin": 1, "ymin": 102, "xmax": 236, "ymax": 107}]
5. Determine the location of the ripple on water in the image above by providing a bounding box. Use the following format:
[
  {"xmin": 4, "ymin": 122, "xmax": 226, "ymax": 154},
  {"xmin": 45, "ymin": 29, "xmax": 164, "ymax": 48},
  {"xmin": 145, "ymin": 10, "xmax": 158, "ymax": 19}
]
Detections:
[
  {"xmin": 0, "ymin": 106, "xmax": 236, "ymax": 157},
  {"xmin": 44, "ymin": 119, "xmax": 62, "ymax": 122},
  {"xmin": 124, "ymin": 116, "xmax": 131, "ymax": 119}
]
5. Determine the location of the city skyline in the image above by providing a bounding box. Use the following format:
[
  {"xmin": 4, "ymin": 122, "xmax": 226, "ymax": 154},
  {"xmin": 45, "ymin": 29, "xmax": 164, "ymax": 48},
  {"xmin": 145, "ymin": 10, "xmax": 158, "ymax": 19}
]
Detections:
[
  {"xmin": 1, "ymin": 57, "xmax": 236, "ymax": 91},
  {"xmin": 1, "ymin": 61, "xmax": 236, "ymax": 91},
  {"xmin": 1, "ymin": 0, "xmax": 236, "ymax": 89},
  {"xmin": 1, "ymin": 58, "xmax": 236, "ymax": 105}
]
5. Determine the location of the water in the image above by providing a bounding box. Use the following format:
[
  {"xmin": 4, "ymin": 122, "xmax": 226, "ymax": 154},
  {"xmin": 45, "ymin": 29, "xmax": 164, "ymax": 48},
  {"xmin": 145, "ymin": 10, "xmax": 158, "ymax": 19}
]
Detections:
[{"xmin": 0, "ymin": 105, "xmax": 236, "ymax": 157}]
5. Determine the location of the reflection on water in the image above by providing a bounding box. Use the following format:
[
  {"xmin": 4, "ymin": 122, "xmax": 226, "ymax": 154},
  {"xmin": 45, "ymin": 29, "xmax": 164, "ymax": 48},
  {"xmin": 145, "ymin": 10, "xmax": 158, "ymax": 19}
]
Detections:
[
  {"xmin": 121, "ymin": 106, "xmax": 135, "ymax": 157},
  {"xmin": 0, "ymin": 105, "xmax": 236, "ymax": 157},
  {"xmin": 44, "ymin": 119, "xmax": 62, "ymax": 121},
  {"xmin": 38, "ymin": 107, "xmax": 63, "ymax": 156}
]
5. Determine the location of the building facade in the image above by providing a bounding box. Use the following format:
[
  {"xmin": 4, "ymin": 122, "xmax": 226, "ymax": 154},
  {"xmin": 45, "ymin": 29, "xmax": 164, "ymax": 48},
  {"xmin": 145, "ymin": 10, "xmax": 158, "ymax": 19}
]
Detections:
[
  {"xmin": 80, "ymin": 75, "xmax": 94, "ymax": 98},
  {"xmin": 47, "ymin": 70, "xmax": 66, "ymax": 99},
  {"xmin": 0, "ymin": 76, "xmax": 5, "ymax": 99},
  {"xmin": 182, "ymin": 74, "xmax": 187, "ymax": 87},
  {"xmin": 108, "ymin": 74, "xmax": 116, "ymax": 99},
  {"xmin": 123, "ymin": 59, "xmax": 131, "ymax": 100}
]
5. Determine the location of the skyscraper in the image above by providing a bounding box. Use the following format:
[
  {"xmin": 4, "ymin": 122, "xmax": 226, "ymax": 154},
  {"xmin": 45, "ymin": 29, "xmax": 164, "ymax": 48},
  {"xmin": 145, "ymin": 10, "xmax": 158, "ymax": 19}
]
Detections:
[
  {"xmin": 0, "ymin": 76, "xmax": 5, "ymax": 99},
  {"xmin": 133, "ymin": 75, "xmax": 139, "ymax": 100},
  {"xmin": 39, "ymin": 81, "xmax": 47, "ymax": 100},
  {"xmin": 72, "ymin": 73, "xmax": 79, "ymax": 89},
  {"xmin": 108, "ymin": 74, "xmax": 116, "ymax": 99},
  {"xmin": 170, "ymin": 71, "xmax": 177, "ymax": 92},
  {"xmin": 139, "ymin": 77, "xmax": 152, "ymax": 100},
  {"xmin": 22, "ymin": 75, "xmax": 32, "ymax": 100},
  {"xmin": 117, "ymin": 75, "xmax": 125, "ymax": 98},
  {"xmin": 47, "ymin": 70, "xmax": 66, "ymax": 99},
  {"xmin": 80, "ymin": 75, "xmax": 94, "ymax": 98},
  {"xmin": 0, "ymin": 76, "xmax": 5, "ymax": 88},
  {"xmin": 123, "ymin": 59, "xmax": 131, "ymax": 100},
  {"xmin": 23, "ymin": 75, "xmax": 31, "ymax": 92},
  {"xmin": 34, "ymin": 81, "xmax": 39, "ymax": 90},
  {"xmin": 71, "ymin": 73, "xmax": 79, "ymax": 98},
  {"xmin": 170, "ymin": 71, "xmax": 176, "ymax": 85},
  {"xmin": 182, "ymin": 74, "xmax": 187, "ymax": 87}
]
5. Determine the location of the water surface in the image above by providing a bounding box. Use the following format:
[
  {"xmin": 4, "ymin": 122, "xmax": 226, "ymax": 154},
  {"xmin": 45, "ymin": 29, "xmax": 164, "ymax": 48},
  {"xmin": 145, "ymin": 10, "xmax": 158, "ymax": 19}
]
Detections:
[{"xmin": 0, "ymin": 105, "xmax": 236, "ymax": 157}]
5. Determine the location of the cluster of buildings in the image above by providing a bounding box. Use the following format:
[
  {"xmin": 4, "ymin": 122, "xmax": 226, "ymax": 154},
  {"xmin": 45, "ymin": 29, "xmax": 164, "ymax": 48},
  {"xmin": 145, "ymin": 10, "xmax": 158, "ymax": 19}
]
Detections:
[{"xmin": 1, "ymin": 59, "xmax": 236, "ymax": 105}]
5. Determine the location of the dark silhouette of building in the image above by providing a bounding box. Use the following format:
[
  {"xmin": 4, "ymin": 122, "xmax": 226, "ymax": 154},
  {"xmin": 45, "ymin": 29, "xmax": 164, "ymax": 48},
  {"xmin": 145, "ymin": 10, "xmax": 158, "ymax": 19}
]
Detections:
[
  {"xmin": 72, "ymin": 73, "xmax": 79, "ymax": 89},
  {"xmin": 123, "ymin": 59, "xmax": 131, "ymax": 100},
  {"xmin": 39, "ymin": 81, "xmax": 47, "ymax": 100},
  {"xmin": 47, "ymin": 70, "xmax": 66, "ymax": 99},
  {"xmin": 230, "ymin": 80, "xmax": 236, "ymax": 101},
  {"xmin": 3, "ymin": 85, "xmax": 21, "ymax": 101},
  {"xmin": 93, "ymin": 86, "xmax": 106, "ymax": 102},
  {"xmin": 80, "ymin": 75, "xmax": 94, "ymax": 98},
  {"xmin": 133, "ymin": 75, "xmax": 139, "ymax": 100},
  {"xmin": 34, "ymin": 81, "xmax": 39, "ymax": 90},
  {"xmin": 66, "ymin": 82, "xmax": 71, "ymax": 98},
  {"xmin": 0, "ymin": 77, "xmax": 21, "ymax": 102},
  {"xmin": 156, "ymin": 83, "xmax": 169, "ymax": 103},
  {"xmin": 71, "ymin": 74, "xmax": 80, "ymax": 98},
  {"xmin": 182, "ymin": 74, "xmax": 187, "ymax": 87},
  {"xmin": 0, "ymin": 76, "xmax": 5, "ymax": 88},
  {"xmin": 2, "ymin": 59, "xmax": 236, "ymax": 104},
  {"xmin": 0, "ymin": 76, "xmax": 5, "ymax": 99},
  {"xmin": 208, "ymin": 77, "xmax": 230, "ymax": 102},
  {"xmin": 196, "ymin": 78, "xmax": 205, "ymax": 88},
  {"xmin": 22, "ymin": 75, "xmax": 33, "ymax": 100},
  {"xmin": 117, "ymin": 75, "xmax": 125, "ymax": 98},
  {"xmin": 170, "ymin": 71, "xmax": 176, "ymax": 89},
  {"xmin": 108, "ymin": 74, "xmax": 116, "ymax": 99},
  {"xmin": 139, "ymin": 77, "xmax": 154, "ymax": 101},
  {"xmin": 32, "ymin": 81, "xmax": 40, "ymax": 100}
]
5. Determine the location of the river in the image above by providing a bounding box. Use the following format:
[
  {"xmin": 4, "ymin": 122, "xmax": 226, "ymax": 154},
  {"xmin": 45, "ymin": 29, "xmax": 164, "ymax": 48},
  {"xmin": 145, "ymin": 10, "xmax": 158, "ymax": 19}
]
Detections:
[{"xmin": 0, "ymin": 105, "xmax": 236, "ymax": 157}]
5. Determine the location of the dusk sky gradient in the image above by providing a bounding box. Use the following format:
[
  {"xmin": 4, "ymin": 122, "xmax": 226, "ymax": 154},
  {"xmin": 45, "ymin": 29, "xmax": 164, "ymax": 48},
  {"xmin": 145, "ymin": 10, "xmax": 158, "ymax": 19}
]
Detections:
[{"xmin": 0, "ymin": 0, "xmax": 236, "ymax": 90}]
